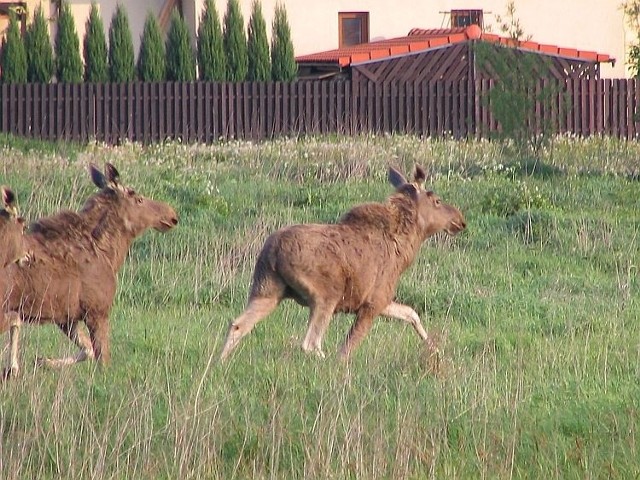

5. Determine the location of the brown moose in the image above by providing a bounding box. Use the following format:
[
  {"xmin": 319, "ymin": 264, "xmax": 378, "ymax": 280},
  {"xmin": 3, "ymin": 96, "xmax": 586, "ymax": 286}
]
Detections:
[
  {"xmin": 1, "ymin": 186, "xmax": 26, "ymax": 377},
  {"xmin": 1, "ymin": 163, "xmax": 178, "ymax": 378},
  {"xmin": 219, "ymin": 165, "xmax": 466, "ymax": 362}
]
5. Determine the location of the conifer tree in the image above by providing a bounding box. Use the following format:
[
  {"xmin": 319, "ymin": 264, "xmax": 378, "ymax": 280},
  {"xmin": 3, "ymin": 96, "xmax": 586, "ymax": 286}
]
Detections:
[
  {"xmin": 165, "ymin": 9, "xmax": 196, "ymax": 81},
  {"xmin": 55, "ymin": 1, "xmax": 83, "ymax": 82},
  {"xmin": 26, "ymin": 5, "xmax": 54, "ymax": 83},
  {"xmin": 197, "ymin": 0, "xmax": 226, "ymax": 81},
  {"xmin": 1, "ymin": 11, "xmax": 27, "ymax": 83},
  {"xmin": 247, "ymin": 0, "xmax": 270, "ymax": 81},
  {"xmin": 137, "ymin": 12, "xmax": 165, "ymax": 81},
  {"xmin": 223, "ymin": 0, "xmax": 248, "ymax": 81},
  {"xmin": 108, "ymin": 4, "xmax": 135, "ymax": 82},
  {"xmin": 83, "ymin": 2, "xmax": 108, "ymax": 82},
  {"xmin": 270, "ymin": 3, "xmax": 296, "ymax": 81}
]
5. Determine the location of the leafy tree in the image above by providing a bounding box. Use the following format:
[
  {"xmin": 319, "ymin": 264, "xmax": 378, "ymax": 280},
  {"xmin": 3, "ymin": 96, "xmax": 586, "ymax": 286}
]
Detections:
[
  {"xmin": 223, "ymin": 0, "xmax": 248, "ymax": 81},
  {"xmin": 165, "ymin": 9, "xmax": 196, "ymax": 81},
  {"xmin": 622, "ymin": 1, "xmax": 640, "ymax": 77},
  {"xmin": 108, "ymin": 4, "xmax": 135, "ymax": 82},
  {"xmin": 83, "ymin": 2, "xmax": 108, "ymax": 82},
  {"xmin": 26, "ymin": 5, "xmax": 54, "ymax": 83},
  {"xmin": 55, "ymin": 1, "xmax": 83, "ymax": 82},
  {"xmin": 197, "ymin": 0, "xmax": 226, "ymax": 81},
  {"xmin": 270, "ymin": 2, "xmax": 296, "ymax": 81},
  {"xmin": 476, "ymin": 1, "xmax": 562, "ymax": 155},
  {"xmin": 137, "ymin": 11, "xmax": 165, "ymax": 81},
  {"xmin": 1, "ymin": 11, "xmax": 27, "ymax": 83},
  {"xmin": 247, "ymin": 0, "xmax": 270, "ymax": 81}
]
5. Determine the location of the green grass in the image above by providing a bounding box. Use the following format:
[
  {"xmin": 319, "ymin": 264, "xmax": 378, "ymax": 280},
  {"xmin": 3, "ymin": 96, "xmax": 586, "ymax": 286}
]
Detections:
[{"xmin": 1, "ymin": 134, "xmax": 639, "ymax": 479}]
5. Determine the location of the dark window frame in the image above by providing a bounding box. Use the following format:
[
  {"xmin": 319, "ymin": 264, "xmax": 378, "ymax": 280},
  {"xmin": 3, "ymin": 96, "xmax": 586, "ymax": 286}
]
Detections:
[
  {"xmin": 450, "ymin": 9, "xmax": 484, "ymax": 29},
  {"xmin": 338, "ymin": 11, "xmax": 369, "ymax": 47}
]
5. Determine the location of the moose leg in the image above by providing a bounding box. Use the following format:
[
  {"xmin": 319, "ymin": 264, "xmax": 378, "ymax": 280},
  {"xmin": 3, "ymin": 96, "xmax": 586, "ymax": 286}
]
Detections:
[
  {"xmin": 381, "ymin": 302, "xmax": 439, "ymax": 353},
  {"xmin": 301, "ymin": 301, "xmax": 336, "ymax": 358},
  {"xmin": 339, "ymin": 306, "xmax": 376, "ymax": 360},
  {"xmin": 2, "ymin": 312, "xmax": 22, "ymax": 379},
  {"xmin": 39, "ymin": 322, "xmax": 96, "ymax": 368},
  {"xmin": 220, "ymin": 297, "xmax": 279, "ymax": 361},
  {"xmin": 86, "ymin": 317, "xmax": 110, "ymax": 364}
]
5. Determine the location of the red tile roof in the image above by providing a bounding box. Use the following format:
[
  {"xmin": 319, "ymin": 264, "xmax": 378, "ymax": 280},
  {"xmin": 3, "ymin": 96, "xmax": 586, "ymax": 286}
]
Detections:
[{"xmin": 296, "ymin": 25, "xmax": 613, "ymax": 67}]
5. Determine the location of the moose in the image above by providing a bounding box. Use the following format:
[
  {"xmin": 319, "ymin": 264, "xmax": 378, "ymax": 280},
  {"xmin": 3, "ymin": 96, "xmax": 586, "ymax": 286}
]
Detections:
[
  {"xmin": 219, "ymin": 165, "xmax": 466, "ymax": 362},
  {"xmin": 1, "ymin": 186, "xmax": 26, "ymax": 377},
  {"xmin": 1, "ymin": 163, "xmax": 178, "ymax": 378}
]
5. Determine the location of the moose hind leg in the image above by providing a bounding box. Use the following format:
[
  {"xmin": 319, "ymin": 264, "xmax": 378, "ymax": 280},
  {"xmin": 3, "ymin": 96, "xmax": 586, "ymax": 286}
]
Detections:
[
  {"xmin": 219, "ymin": 297, "xmax": 279, "ymax": 361},
  {"xmin": 2, "ymin": 312, "xmax": 22, "ymax": 380},
  {"xmin": 381, "ymin": 301, "xmax": 439, "ymax": 353},
  {"xmin": 301, "ymin": 301, "xmax": 336, "ymax": 359},
  {"xmin": 38, "ymin": 322, "xmax": 96, "ymax": 369}
]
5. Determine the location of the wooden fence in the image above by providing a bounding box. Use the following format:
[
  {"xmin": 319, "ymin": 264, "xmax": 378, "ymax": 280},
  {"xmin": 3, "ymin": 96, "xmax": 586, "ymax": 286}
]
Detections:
[{"xmin": 0, "ymin": 78, "xmax": 638, "ymax": 144}]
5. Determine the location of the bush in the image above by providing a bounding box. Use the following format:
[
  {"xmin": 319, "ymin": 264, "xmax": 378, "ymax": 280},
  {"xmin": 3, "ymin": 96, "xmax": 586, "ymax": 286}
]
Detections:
[
  {"xmin": 1, "ymin": 11, "xmax": 27, "ymax": 83},
  {"xmin": 270, "ymin": 3, "xmax": 296, "ymax": 81},
  {"xmin": 55, "ymin": 1, "xmax": 83, "ymax": 83},
  {"xmin": 83, "ymin": 2, "xmax": 108, "ymax": 82},
  {"xmin": 26, "ymin": 6, "xmax": 54, "ymax": 83},
  {"xmin": 197, "ymin": 0, "xmax": 226, "ymax": 81},
  {"xmin": 137, "ymin": 12, "xmax": 165, "ymax": 81},
  {"xmin": 223, "ymin": 0, "xmax": 248, "ymax": 81},
  {"xmin": 108, "ymin": 4, "xmax": 136, "ymax": 82},
  {"xmin": 247, "ymin": 0, "xmax": 270, "ymax": 81},
  {"xmin": 165, "ymin": 9, "xmax": 196, "ymax": 81}
]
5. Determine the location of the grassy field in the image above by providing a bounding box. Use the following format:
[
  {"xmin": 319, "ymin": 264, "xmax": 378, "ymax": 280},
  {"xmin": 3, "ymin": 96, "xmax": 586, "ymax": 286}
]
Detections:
[{"xmin": 0, "ymin": 134, "xmax": 638, "ymax": 479}]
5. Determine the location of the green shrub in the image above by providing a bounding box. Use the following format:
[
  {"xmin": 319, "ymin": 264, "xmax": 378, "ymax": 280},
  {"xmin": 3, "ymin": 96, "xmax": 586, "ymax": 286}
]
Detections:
[
  {"xmin": 270, "ymin": 3, "xmax": 296, "ymax": 81},
  {"xmin": 26, "ymin": 6, "xmax": 54, "ymax": 83},
  {"xmin": 83, "ymin": 2, "xmax": 108, "ymax": 82},
  {"xmin": 108, "ymin": 4, "xmax": 136, "ymax": 82},
  {"xmin": 137, "ymin": 12, "xmax": 165, "ymax": 81},
  {"xmin": 247, "ymin": 0, "xmax": 270, "ymax": 81},
  {"xmin": 223, "ymin": 0, "xmax": 248, "ymax": 81},
  {"xmin": 55, "ymin": 1, "xmax": 83, "ymax": 83},
  {"xmin": 165, "ymin": 9, "xmax": 196, "ymax": 81},
  {"xmin": 1, "ymin": 11, "xmax": 27, "ymax": 84},
  {"xmin": 197, "ymin": 0, "xmax": 226, "ymax": 81}
]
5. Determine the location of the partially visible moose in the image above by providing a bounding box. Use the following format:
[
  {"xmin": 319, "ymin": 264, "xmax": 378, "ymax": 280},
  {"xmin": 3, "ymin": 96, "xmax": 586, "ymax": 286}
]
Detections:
[{"xmin": 1, "ymin": 164, "xmax": 178, "ymax": 378}]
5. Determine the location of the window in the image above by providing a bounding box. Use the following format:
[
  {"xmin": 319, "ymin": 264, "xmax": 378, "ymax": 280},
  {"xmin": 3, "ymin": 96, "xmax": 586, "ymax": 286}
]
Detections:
[
  {"xmin": 339, "ymin": 12, "xmax": 369, "ymax": 47},
  {"xmin": 450, "ymin": 9, "xmax": 483, "ymax": 29}
]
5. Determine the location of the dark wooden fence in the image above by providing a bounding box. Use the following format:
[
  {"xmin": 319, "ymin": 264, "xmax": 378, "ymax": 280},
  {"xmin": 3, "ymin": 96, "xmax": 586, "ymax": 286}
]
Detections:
[{"xmin": 0, "ymin": 78, "xmax": 638, "ymax": 143}]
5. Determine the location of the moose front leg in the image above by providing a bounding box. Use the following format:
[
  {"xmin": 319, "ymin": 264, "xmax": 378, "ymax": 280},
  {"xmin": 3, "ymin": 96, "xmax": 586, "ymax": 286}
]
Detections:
[
  {"xmin": 339, "ymin": 306, "xmax": 377, "ymax": 360},
  {"xmin": 381, "ymin": 301, "xmax": 439, "ymax": 353},
  {"xmin": 38, "ymin": 322, "xmax": 96, "ymax": 368}
]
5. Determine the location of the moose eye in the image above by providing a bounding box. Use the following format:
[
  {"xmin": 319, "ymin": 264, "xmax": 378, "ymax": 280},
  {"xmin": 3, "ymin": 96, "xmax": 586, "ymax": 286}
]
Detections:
[
  {"xmin": 136, "ymin": 197, "xmax": 144, "ymax": 205},
  {"xmin": 435, "ymin": 198, "xmax": 442, "ymax": 206}
]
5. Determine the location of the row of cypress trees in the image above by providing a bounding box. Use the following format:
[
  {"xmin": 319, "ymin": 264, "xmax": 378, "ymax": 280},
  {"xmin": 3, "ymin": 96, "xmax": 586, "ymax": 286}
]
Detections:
[{"xmin": 0, "ymin": 0, "xmax": 296, "ymax": 84}]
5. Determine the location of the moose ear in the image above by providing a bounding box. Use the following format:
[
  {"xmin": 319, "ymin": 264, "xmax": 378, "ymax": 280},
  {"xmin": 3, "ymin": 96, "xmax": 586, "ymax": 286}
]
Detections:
[
  {"xmin": 104, "ymin": 163, "xmax": 121, "ymax": 187},
  {"xmin": 398, "ymin": 183, "xmax": 420, "ymax": 202},
  {"xmin": 2, "ymin": 186, "xmax": 15, "ymax": 208},
  {"xmin": 413, "ymin": 165, "xmax": 427, "ymax": 187},
  {"xmin": 388, "ymin": 167, "xmax": 407, "ymax": 189},
  {"xmin": 89, "ymin": 163, "xmax": 108, "ymax": 189}
]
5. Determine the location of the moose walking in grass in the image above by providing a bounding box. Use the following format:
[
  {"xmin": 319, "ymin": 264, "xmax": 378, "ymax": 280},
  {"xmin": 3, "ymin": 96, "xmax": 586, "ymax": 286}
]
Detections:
[
  {"xmin": 1, "ymin": 163, "xmax": 178, "ymax": 379},
  {"xmin": 0, "ymin": 186, "xmax": 26, "ymax": 377},
  {"xmin": 220, "ymin": 165, "xmax": 466, "ymax": 362}
]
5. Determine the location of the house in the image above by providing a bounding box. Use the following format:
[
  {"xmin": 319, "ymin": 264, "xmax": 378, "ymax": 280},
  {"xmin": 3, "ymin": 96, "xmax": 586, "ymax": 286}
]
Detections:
[
  {"xmin": 0, "ymin": 1, "xmax": 630, "ymax": 78},
  {"xmin": 295, "ymin": 24, "xmax": 615, "ymax": 82}
]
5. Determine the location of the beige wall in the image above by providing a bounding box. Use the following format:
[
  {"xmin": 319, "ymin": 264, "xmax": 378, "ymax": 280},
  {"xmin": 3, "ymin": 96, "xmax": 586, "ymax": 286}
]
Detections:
[{"xmin": 208, "ymin": 0, "xmax": 627, "ymax": 78}]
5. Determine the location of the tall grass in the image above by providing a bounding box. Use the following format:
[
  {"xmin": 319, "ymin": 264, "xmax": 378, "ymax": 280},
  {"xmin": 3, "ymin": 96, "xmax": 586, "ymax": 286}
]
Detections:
[{"xmin": 1, "ymin": 133, "xmax": 639, "ymax": 479}]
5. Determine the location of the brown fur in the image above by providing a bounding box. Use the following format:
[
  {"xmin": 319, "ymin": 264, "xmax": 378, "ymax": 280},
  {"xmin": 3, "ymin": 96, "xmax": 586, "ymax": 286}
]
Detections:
[
  {"xmin": 1, "ymin": 164, "xmax": 178, "ymax": 377},
  {"xmin": 219, "ymin": 165, "xmax": 466, "ymax": 361},
  {"xmin": 0, "ymin": 186, "xmax": 26, "ymax": 379}
]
